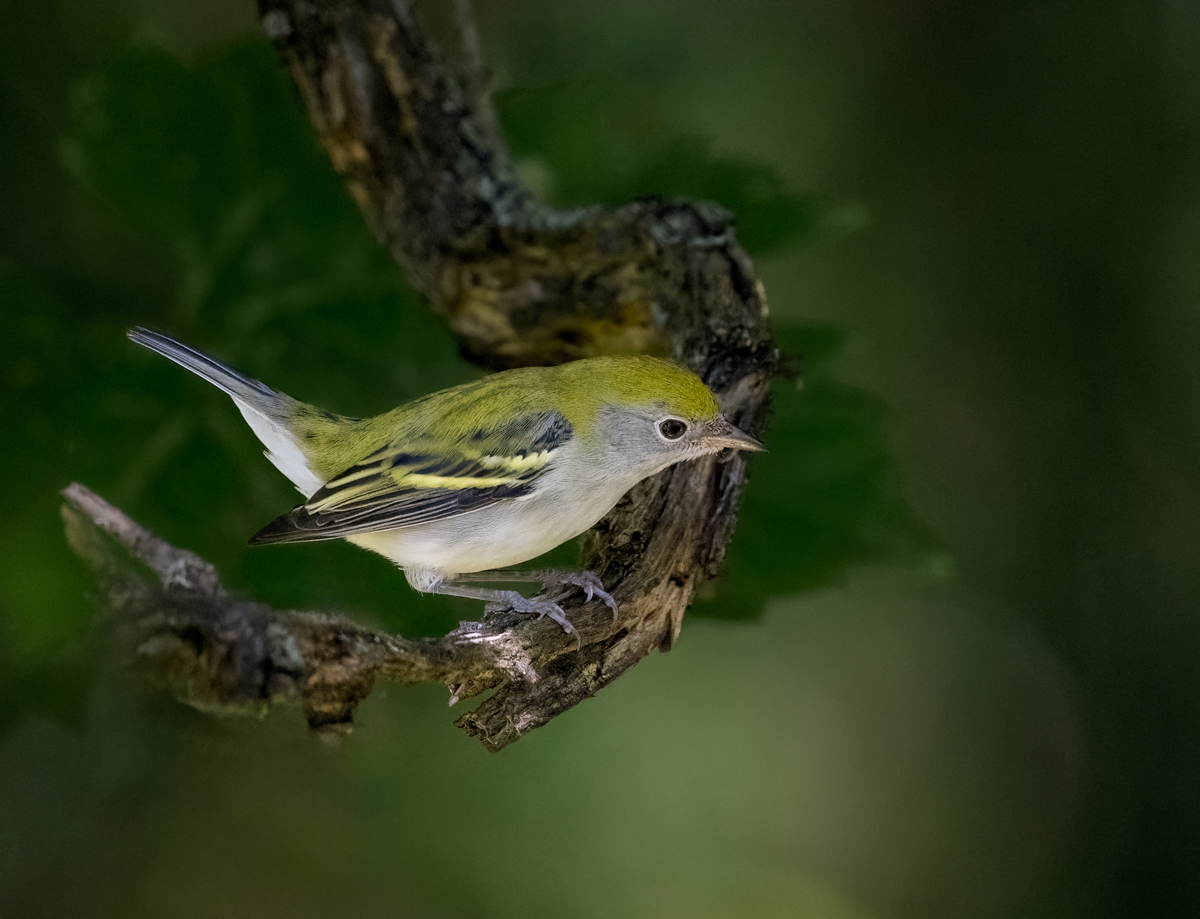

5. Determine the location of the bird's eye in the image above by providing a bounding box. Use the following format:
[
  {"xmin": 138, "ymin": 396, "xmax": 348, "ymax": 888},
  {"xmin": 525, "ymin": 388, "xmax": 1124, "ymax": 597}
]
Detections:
[{"xmin": 658, "ymin": 418, "xmax": 688, "ymax": 440}]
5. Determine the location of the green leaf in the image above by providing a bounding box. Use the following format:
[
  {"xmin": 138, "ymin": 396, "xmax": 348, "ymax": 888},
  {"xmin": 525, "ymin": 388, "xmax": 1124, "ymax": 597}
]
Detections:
[
  {"xmin": 498, "ymin": 81, "xmax": 826, "ymax": 257},
  {"xmin": 58, "ymin": 43, "xmax": 472, "ymax": 637},
  {"xmin": 695, "ymin": 325, "xmax": 942, "ymax": 620},
  {"xmin": 61, "ymin": 44, "xmax": 425, "ymax": 349},
  {"xmin": 0, "ymin": 267, "xmax": 92, "ymax": 654}
]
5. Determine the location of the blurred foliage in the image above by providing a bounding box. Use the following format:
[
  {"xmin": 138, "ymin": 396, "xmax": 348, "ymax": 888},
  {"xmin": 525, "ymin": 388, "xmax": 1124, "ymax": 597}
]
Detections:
[
  {"xmin": 0, "ymin": 267, "xmax": 95, "ymax": 729},
  {"xmin": 0, "ymin": 266, "xmax": 91, "ymax": 654},
  {"xmin": 58, "ymin": 43, "xmax": 467, "ymax": 410},
  {"xmin": 0, "ymin": 39, "xmax": 928, "ymax": 659},
  {"xmin": 498, "ymin": 81, "xmax": 826, "ymax": 257},
  {"xmin": 27, "ymin": 43, "xmax": 477, "ymax": 647},
  {"xmin": 700, "ymin": 326, "xmax": 937, "ymax": 619}
]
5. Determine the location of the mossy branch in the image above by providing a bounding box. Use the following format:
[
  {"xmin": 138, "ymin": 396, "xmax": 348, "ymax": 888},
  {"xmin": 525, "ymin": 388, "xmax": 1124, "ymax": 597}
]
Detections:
[{"xmin": 64, "ymin": 0, "xmax": 775, "ymax": 750}]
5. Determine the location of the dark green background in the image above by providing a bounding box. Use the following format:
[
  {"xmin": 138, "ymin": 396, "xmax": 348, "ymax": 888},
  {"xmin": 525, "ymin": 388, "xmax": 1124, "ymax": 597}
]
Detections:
[{"xmin": 2, "ymin": 1, "xmax": 1198, "ymax": 917}]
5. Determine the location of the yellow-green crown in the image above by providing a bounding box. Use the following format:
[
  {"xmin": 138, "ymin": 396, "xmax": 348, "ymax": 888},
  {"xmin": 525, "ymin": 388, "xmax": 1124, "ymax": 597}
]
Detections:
[{"xmin": 557, "ymin": 355, "xmax": 721, "ymax": 425}]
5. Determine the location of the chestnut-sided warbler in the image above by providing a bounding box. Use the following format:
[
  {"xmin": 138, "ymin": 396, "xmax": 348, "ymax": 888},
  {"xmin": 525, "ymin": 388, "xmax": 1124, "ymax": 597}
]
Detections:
[{"xmin": 128, "ymin": 329, "xmax": 763, "ymax": 634}]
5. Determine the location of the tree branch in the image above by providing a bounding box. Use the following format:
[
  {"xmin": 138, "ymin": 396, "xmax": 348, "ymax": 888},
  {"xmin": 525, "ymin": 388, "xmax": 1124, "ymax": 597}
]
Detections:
[{"xmin": 64, "ymin": 0, "xmax": 776, "ymax": 750}]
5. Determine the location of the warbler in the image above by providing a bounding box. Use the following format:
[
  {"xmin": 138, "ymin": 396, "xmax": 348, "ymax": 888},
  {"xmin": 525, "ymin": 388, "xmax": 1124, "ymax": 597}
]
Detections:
[{"xmin": 128, "ymin": 329, "xmax": 763, "ymax": 633}]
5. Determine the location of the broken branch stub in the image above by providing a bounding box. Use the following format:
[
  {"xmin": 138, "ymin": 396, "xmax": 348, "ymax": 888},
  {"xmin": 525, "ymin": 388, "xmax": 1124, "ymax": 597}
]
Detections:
[{"xmin": 63, "ymin": 0, "xmax": 777, "ymax": 750}]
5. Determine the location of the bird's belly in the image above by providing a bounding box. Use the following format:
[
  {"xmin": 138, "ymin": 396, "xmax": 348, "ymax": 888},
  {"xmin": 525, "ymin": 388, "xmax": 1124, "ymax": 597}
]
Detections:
[{"xmin": 345, "ymin": 497, "xmax": 605, "ymax": 576}]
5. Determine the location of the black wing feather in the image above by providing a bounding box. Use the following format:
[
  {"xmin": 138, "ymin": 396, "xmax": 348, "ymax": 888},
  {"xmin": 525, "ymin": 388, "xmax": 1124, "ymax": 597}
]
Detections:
[{"xmin": 248, "ymin": 482, "xmax": 533, "ymax": 545}]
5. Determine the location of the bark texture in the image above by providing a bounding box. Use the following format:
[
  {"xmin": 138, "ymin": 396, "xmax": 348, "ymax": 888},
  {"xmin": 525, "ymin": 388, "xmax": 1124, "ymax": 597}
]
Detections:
[{"xmin": 64, "ymin": 0, "xmax": 777, "ymax": 750}]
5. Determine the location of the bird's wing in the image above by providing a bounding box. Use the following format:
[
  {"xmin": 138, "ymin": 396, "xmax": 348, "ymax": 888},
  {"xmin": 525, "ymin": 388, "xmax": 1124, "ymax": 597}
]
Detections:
[{"xmin": 248, "ymin": 410, "xmax": 573, "ymax": 544}]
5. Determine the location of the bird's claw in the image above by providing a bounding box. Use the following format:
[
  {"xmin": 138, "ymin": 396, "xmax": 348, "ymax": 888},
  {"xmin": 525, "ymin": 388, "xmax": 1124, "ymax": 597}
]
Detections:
[
  {"xmin": 486, "ymin": 591, "xmax": 582, "ymax": 647},
  {"xmin": 482, "ymin": 571, "xmax": 618, "ymax": 647},
  {"xmin": 537, "ymin": 570, "xmax": 619, "ymax": 621}
]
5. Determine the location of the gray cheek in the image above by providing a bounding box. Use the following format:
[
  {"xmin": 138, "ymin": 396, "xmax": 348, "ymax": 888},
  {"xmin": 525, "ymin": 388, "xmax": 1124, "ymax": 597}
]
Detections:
[{"xmin": 593, "ymin": 406, "xmax": 690, "ymax": 476}]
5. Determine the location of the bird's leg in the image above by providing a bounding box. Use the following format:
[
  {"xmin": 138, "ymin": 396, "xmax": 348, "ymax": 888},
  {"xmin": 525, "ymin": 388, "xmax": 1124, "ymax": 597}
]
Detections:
[
  {"xmin": 458, "ymin": 569, "xmax": 619, "ymax": 621},
  {"xmin": 425, "ymin": 579, "xmax": 581, "ymax": 641}
]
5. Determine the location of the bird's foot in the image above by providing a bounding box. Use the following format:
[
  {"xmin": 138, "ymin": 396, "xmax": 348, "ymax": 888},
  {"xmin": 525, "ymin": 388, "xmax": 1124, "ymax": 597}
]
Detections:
[
  {"xmin": 485, "ymin": 590, "xmax": 581, "ymax": 645},
  {"xmin": 534, "ymin": 570, "xmax": 619, "ymax": 621}
]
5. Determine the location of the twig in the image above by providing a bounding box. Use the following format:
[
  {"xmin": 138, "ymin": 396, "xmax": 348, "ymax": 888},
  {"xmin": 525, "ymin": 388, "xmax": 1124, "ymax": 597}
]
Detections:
[{"xmin": 63, "ymin": 482, "xmax": 631, "ymax": 740}]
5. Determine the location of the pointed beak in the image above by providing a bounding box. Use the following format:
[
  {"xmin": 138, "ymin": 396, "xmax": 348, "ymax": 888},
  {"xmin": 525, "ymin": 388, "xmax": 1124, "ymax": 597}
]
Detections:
[{"xmin": 705, "ymin": 418, "xmax": 766, "ymax": 453}]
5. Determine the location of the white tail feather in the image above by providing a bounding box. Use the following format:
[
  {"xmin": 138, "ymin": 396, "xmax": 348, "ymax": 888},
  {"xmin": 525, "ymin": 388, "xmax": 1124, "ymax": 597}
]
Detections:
[
  {"xmin": 129, "ymin": 328, "xmax": 323, "ymax": 497},
  {"xmin": 232, "ymin": 402, "xmax": 324, "ymax": 497}
]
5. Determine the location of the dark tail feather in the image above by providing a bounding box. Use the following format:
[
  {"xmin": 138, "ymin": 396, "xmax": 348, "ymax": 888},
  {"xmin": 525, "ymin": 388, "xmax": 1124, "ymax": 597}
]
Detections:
[{"xmin": 127, "ymin": 327, "xmax": 280, "ymax": 409}]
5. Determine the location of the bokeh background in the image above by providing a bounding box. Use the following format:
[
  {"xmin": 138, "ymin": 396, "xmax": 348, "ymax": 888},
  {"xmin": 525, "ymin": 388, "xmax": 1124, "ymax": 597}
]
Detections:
[{"xmin": 3, "ymin": 1, "xmax": 1199, "ymax": 917}]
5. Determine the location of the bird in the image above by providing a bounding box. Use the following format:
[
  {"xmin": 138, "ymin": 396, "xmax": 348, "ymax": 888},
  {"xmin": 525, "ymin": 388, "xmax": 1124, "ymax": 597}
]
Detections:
[{"xmin": 127, "ymin": 328, "xmax": 764, "ymax": 635}]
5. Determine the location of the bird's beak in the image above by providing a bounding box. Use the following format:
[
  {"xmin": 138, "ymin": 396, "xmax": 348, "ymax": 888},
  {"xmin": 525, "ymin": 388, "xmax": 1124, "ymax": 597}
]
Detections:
[{"xmin": 706, "ymin": 418, "xmax": 766, "ymax": 452}]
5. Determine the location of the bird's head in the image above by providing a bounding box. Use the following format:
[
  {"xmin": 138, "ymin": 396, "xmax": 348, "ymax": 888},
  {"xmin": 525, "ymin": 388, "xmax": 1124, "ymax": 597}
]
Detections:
[{"xmin": 559, "ymin": 356, "xmax": 764, "ymax": 480}]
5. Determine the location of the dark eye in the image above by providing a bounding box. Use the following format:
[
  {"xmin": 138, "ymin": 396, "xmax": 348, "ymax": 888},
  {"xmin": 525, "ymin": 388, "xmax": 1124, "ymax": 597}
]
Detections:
[{"xmin": 658, "ymin": 418, "xmax": 688, "ymax": 440}]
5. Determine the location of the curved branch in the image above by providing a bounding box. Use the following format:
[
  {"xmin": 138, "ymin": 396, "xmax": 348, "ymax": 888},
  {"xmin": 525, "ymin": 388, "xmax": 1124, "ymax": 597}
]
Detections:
[
  {"xmin": 65, "ymin": 482, "xmax": 638, "ymax": 737},
  {"xmin": 65, "ymin": 0, "xmax": 776, "ymax": 750}
]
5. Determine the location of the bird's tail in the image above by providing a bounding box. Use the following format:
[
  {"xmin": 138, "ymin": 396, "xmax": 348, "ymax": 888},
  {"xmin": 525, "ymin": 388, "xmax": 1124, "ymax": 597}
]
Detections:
[
  {"xmin": 127, "ymin": 328, "xmax": 324, "ymax": 496},
  {"xmin": 128, "ymin": 328, "xmax": 281, "ymax": 409}
]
